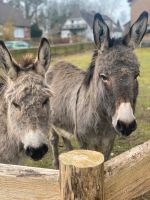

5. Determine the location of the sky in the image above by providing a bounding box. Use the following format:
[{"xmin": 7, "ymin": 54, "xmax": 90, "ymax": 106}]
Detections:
[
  {"xmin": 90, "ymin": 0, "xmax": 131, "ymax": 25},
  {"xmin": 73, "ymin": 0, "xmax": 131, "ymax": 25},
  {"xmin": 115, "ymin": 0, "xmax": 130, "ymax": 24}
]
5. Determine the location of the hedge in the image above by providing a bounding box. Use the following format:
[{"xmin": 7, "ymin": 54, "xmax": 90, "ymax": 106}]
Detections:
[{"xmin": 10, "ymin": 42, "xmax": 94, "ymax": 61}]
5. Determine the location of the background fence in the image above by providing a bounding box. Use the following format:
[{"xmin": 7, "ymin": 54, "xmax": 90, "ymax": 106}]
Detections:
[{"xmin": 10, "ymin": 42, "xmax": 95, "ymax": 61}]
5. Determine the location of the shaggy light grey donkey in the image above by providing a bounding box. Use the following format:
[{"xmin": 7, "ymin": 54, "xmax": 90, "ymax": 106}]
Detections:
[
  {"xmin": 0, "ymin": 38, "xmax": 52, "ymax": 164},
  {"xmin": 46, "ymin": 12, "xmax": 148, "ymax": 168}
]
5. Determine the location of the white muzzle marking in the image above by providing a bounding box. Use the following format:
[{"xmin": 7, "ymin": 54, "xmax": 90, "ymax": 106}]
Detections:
[
  {"xmin": 112, "ymin": 102, "xmax": 135, "ymax": 127},
  {"xmin": 23, "ymin": 131, "xmax": 47, "ymax": 149}
]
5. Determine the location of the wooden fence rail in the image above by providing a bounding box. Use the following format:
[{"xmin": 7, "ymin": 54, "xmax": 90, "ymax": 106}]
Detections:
[{"xmin": 0, "ymin": 140, "xmax": 150, "ymax": 200}]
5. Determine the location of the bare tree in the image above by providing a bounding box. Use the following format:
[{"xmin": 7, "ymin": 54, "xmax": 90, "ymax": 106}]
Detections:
[
  {"xmin": 6, "ymin": 0, "xmax": 129, "ymax": 35},
  {"xmin": 8, "ymin": 0, "xmax": 44, "ymax": 22}
]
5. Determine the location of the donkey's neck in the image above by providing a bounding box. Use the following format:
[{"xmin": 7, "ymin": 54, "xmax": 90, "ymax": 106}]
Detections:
[
  {"xmin": 82, "ymin": 50, "xmax": 107, "ymax": 119},
  {"xmin": 0, "ymin": 91, "xmax": 21, "ymax": 164}
]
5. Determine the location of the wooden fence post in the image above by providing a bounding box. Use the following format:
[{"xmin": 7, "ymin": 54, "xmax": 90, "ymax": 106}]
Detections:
[{"xmin": 59, "ymin": 150, "xmax": 105, "ymax": 200}]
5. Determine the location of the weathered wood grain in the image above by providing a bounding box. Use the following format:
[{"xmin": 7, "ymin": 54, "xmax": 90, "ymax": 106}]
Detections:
[
  {"xmin": 59, "ymin": 150, "xmax": 104, "ymax": 200},
  {"xmin": 104, "ymin": 140, "xmax": 150, "ymax": 200},
  {"xmin": 0, "ymin": 164, "xmax": 60, "ymax": 200}
]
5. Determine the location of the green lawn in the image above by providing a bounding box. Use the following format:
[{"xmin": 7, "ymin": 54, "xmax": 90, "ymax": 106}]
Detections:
[{"xmin": 25, "ymin": 48, "xmax": 150, "ymax": 168}]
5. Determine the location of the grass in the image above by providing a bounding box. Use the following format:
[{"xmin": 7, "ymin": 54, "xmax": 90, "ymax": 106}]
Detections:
[{"xmin": 25, "ymin": 48, "xmax": 150, "ymax": 170}]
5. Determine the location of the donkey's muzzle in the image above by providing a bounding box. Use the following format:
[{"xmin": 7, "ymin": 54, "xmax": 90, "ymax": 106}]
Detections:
[
  {"xmin": 116, "ymin": 119, "xmax": 137, "ymax": 136},
  {"xmin": 25, "ymin": 144, "xmax": 48, "ymax": 161}
]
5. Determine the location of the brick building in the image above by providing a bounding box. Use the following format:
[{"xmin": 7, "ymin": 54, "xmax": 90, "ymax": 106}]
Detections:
[{"xmin": 0, "ymin": 1, "xmax": 30, "ymax": 39}]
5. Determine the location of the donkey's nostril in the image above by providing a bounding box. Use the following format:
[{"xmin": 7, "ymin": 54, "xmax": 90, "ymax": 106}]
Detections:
[
  {"xmin": 26, "ymin": 146, "xmax": 34, "ymax": 157},
  {"xmin": 41, "ymin": 144, "xmax": 48, "ymax": 155},
  {"xmin": 25, "ymin": 144, "xmax": 48, "ymax": 161},
  {"xmin": 116, "ymin": 120, "xmax": 125, "ymax": 133},
  {"xmin": 129, "ymin": 120, "xmax": 137, "ymax": 132},
  {"xmin": 116, "ymin": 120, "xmax": 137, "ymax": 136}
]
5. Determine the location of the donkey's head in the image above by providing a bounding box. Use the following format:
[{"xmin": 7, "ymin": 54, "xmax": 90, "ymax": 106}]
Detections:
[
  {"xmin": 91, "ymin": 12, "xmax": 148, "ymax": 136},
  {"xmin": 0, "ymin": 38, "xmax": 52, "ymax": 160}
]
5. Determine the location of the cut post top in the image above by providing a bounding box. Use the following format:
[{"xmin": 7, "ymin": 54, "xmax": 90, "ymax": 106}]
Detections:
[{"xmin": 59, "ymin": 150, "xmax": 104, "ymax": 168}]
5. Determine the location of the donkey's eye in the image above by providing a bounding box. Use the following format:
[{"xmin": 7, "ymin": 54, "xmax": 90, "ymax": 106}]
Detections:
[
  {"xmin": 134, "ymin": 73, "xmax": 140, "ymax": 79},
  {"xmin": 42, "ymin": 98, "xmax": 49, "ymax": 107},
  {"xmin": 99, "ymin": 74, "xmax": 109, "ymax": 81},
  {"xmin": 12, "ymin": 102, "xmax": 21, "ymax": 110}
]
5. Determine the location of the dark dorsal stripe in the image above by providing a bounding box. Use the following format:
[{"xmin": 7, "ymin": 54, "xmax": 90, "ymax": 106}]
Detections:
[{"xmin": 83, "ymin": 49, "xmax": 98, "ymax": 87}]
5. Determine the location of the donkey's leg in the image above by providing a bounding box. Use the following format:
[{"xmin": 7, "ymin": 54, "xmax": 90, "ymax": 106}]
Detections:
[
  {"xmin": 62, "ymin": 137, "xmax": 73, "ymax": 151},
  {"xmin": 102, "ymin": 142, "xmax": 114, "ymax": 161},
  {"xmin": 76, "ymin": 133, "xmax": 88, "ymax": 149},
  {"xmin": 50, "ymin": 128, "xmax": 59, "ymax": 169},
  {"xmin": 99, "ymin": 133, "xmax": 116, "ymax": 161}
]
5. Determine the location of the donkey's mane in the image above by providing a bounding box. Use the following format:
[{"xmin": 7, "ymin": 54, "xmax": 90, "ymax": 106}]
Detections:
[
  {"xmin": 83, "ymin": 38, "xmax": 123, "ymax": 87},
  {"xmin": 0, "ymin": 54, "xmax": 36, "ymax": 91},
  {"xmin": 83, "ymin": 49, "xmax": 98, "ymax": 86},
  {"xmin": 109, "ymin": 37, "xmax": 123, "ymax": 48},
  {"xmin": 19, "ymin": 54, "xmax": 35, "ymax": 70},
  {"xmin": 0, "ymin": 71, "xmax": 7, "ymax": 95}
]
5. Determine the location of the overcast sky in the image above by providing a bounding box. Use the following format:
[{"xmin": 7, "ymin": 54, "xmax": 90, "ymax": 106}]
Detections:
[
  {"xmin": 75, "ymin": 0, "xmax": 131, "ymax": 25},
  {"xmin": 91, "ymin": 0, "xmax": 131, "ymax": 25},
  {"xmin": 115, "ymin": 0, "xmax": 130, "ymax": 24}
]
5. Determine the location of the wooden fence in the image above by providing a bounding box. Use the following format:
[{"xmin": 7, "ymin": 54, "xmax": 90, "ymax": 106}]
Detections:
[{"xmin": 0, "ymin": 140, "xmax": 150, "ymax": 200}]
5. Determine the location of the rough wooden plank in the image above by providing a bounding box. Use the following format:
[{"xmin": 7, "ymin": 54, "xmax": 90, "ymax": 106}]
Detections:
[
  {"xmin": 0, "ymin": 140, "xmax": 150, "ymax": 200},
  {"xmin": 59, "ymin": 150, "xmax": 104, "ymax": 200},
  {"xmin": 0, "ymin": 176, "xmax": 59, "ymax": 200},
  {"xmin": 104, "ymin": 140, "xmax": 150, "ymax": 200},
  {"xmin": 0, "ymin": 164, "xmax": 60, "ymax": 200},
  {"xmin": 133, "ymin": 190, "xmax": 150, "ymax": 200},
  {"xmin": 0, "ymin": 163, "xmax": 59, "ymax": 179}
]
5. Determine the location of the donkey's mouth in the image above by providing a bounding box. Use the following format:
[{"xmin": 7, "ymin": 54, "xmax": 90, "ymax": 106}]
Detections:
[{"xmin": 25, "ymin": 144, "xmax": 48, "ymax": 161}]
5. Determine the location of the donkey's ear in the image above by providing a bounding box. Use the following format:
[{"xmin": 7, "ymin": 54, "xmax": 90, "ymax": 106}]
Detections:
[
  {"xmin": 93, "ymin": 13, "xmax": 110, "ymax": 51},
  {"xmin": 0, "ymin": 41, "xmax": 17, "ymax": 79},
  {"xmin": 123, "ymin": 11, "xmax": 148, "ymax": 48},
  {"xmin": 37, "ymin": 38, "xmax": 51, "ymax": 74}
]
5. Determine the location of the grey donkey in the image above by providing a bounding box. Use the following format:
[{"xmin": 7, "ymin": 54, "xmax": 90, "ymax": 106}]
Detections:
[
  {"xmin": 0, "ymin": 38, "xmax": 52, "ymax": 164},
  {"xmin": 46, "ymin": 12, "xmax": 148, "ymax": 168}
]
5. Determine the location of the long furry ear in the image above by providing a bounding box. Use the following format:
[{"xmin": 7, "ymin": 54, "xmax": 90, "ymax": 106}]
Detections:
[
  {"xmin": 123, "ymin": 11, "xmax": 148, "ymax": 48},
  {"xmin": 36, "ymin": 38, "xmax": 51, "ymax": 75},
  {"xmin": 0, "ymin": 41, "xmax": 18, "ymax": 79},
  {"xmin": 93, "ymin": 13, "xmax": 110, "ymax": 51}
]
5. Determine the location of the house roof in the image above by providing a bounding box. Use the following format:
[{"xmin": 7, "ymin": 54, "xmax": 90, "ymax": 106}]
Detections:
[
  {"xmin": 70, "ymin": 5, "xmax": 83, "ymax": 19},
  {"xmin": 128, "ymin": 0, "xmax": 137, "ymax": 3},
  {"xmin": 124, "ymin": 21, "xmax": 131, "ymax": 27},
  {"xmin": 0, "ymin": 2, "xmax": 30, "ymax": 27},
  {"xmin": 62, "ymin": 9, "xmax": 122, "ymax": 33},
  {"xmin": 81, "ymin": 10, "xmax": 122, "ymax": 32},
  {"xmin": 80, "ymin": 10, "xmax": 94, "ymax": 29},
  {"xmin": 80, "ymin": 10, "xmax": 115, "ymax": 28}
]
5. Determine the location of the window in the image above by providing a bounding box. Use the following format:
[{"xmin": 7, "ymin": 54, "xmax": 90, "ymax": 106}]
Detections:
[
  {"xmin": 14, "ymin": 27, "xmax": 24, "ymax": 38},
  {"xmin": 146, "ymin": 25, "xmax": 150, "ymax": 33}
]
